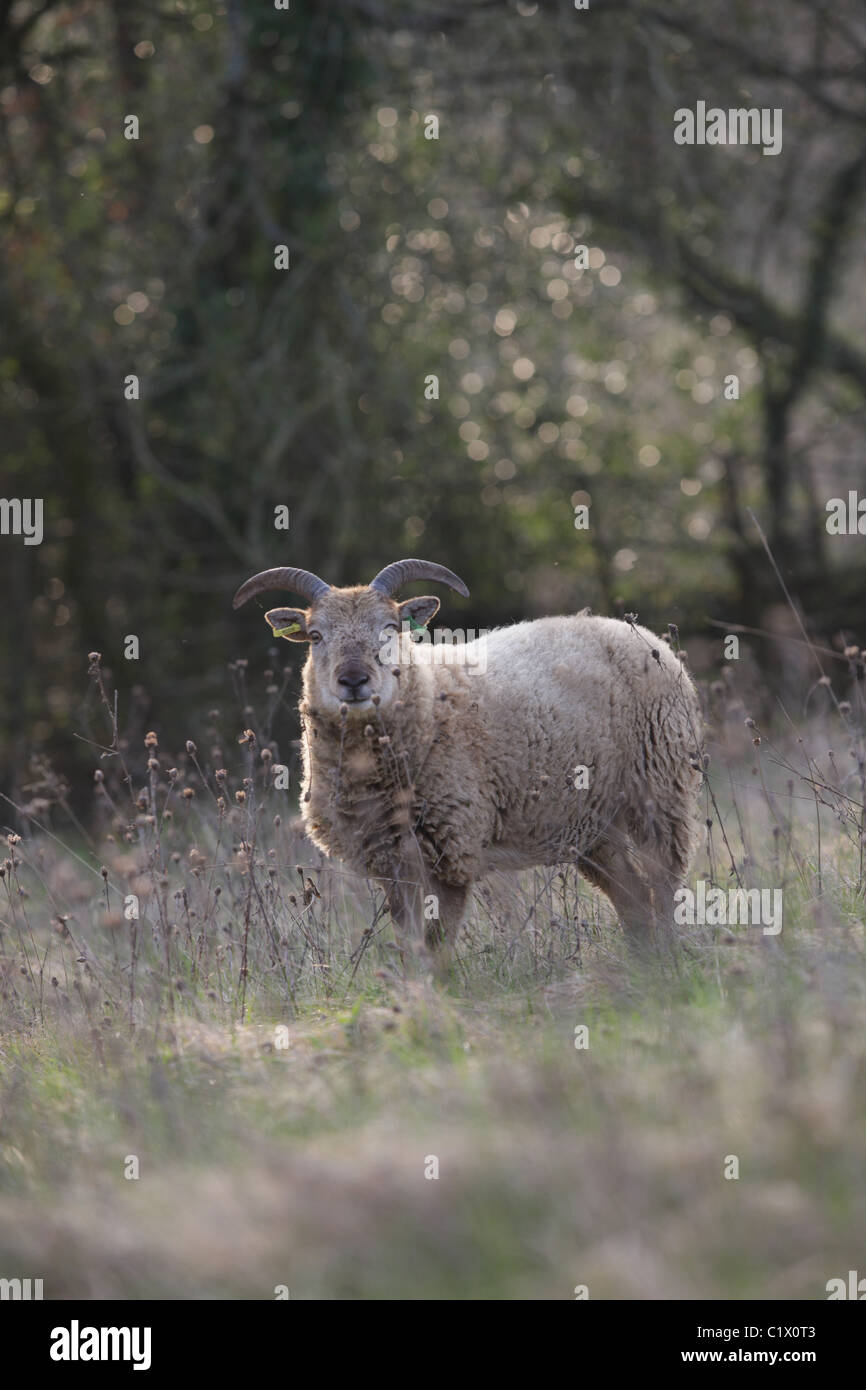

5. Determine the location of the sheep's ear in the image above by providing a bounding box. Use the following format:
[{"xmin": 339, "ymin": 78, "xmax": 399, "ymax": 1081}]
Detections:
[
  {"xmin": 265, "ymin": 607, "xmax": 311, "ymax": 641},
  {"xmin": 397, "ymin": 595, "xmax": 440, "ymax": 629}
]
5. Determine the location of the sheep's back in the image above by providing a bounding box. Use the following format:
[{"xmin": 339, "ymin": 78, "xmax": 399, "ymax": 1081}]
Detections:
[{"xmin": 461, "ymin": 616, "xmax": 701, "ymax": 866}]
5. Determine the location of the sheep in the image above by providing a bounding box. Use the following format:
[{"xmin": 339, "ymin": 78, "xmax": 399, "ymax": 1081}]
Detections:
[{"xmin": 233, "ymin": 558, "xmax": 704, "ymax": 961}]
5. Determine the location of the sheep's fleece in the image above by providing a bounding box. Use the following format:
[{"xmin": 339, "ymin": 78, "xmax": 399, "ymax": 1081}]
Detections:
[{"xmin": 298, "ymin": 612, "xmax": 702, "ymax": 947}]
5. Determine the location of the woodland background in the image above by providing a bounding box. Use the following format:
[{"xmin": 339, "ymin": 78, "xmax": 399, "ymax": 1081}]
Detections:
[
  {"xmin": 2, "ymin": 0, "xmax": 866, "ymax": 802},
  {"xmin": 2, "ymin": 0, "xmax": 866, "ymax": 1307}
]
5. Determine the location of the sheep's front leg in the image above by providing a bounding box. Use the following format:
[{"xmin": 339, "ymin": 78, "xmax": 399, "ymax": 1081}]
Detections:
[
  {"xmin": 381, "ymin": 874, "xmax": 424, "ymax": 943},
  {"xmin": 382, "ymin": 872, "xmax": 468, "ymax": 976},
  {"xmin": 423, "ymin": 879, "xmax": 469, "ymax": 979}
]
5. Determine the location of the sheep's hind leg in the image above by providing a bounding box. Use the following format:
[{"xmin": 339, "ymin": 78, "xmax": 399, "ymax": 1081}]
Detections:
[
  {"xmin": 581, "ymin": 840, "xmax": 663, "ymax": 952},
  {"xmin": 638, "ymin": 811, "xmax": 700, "ymax": 937}
]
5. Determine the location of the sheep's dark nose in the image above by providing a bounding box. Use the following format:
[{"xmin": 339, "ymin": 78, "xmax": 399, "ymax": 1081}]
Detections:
[{"xmin": 337, "ymin": 666, "xmax": 370, "ymax": 699}]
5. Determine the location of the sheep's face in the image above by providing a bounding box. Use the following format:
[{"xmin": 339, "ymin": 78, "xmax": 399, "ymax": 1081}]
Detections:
[{"xmin": 265, "ymin": 586, "xmax": 440, "ymax": 716}]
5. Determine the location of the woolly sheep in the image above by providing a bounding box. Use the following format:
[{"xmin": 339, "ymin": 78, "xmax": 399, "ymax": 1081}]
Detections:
[{"xmin": 233, "ymin": 558, "xmax": 703, "ymax": 959}]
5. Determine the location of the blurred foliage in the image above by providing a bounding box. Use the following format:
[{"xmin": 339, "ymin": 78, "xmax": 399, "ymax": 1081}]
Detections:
[{"xmin": 2, "ymin": 0, "xmax": 866, "ymax": 804}]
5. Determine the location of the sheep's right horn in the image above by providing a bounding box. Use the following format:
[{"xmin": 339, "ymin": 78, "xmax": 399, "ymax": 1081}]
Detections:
[
  {"xmin": 369, "ymin": 559, "xmax": 470, "ymax": 598},
  {"xmin": 233, "ymin": 567, "xmax": 330, "ymax": 609}
]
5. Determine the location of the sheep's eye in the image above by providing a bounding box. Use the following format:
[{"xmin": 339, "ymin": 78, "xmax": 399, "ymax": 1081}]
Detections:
[{"xmin": 309, "ymin": 630, "xmax": 323, "ymax": 644}]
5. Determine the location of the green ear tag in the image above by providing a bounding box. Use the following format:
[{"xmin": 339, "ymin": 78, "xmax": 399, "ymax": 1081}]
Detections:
[
  {"xmin": 273, "ymin": 622, "xmax": 301, "ymax": 638},
  {"xmin": 408, "ymin": 616, "xmax": 426, "ymax": 632}
]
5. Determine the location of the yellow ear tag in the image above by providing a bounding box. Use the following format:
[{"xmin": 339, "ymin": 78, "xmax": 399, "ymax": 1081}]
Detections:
[{"xmin": 272, "ymin": 622, "xmax": 301, "ymax": 638}]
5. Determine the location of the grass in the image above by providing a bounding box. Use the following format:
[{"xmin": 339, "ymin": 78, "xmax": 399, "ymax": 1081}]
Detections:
[{"xmin": 1, "ymin": 649, "xmax": 865, "ymax": 1299}]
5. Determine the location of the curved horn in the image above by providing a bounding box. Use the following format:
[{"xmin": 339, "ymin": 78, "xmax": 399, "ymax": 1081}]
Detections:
[
  {"xmin": 232, "ymin": 567, "xmax": 330, "ymax": 610},
  {"xmin": 369, "ymin": 558, "xmax": 470, "ymax": 599}
]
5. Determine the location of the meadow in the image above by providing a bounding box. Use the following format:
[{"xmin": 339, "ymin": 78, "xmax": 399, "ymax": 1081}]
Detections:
[{"xmin": 1, "ymin": 642, "xmax": 864, "ymax": 1300}]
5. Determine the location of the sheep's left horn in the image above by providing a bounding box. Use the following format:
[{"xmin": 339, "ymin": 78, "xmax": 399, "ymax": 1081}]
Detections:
[
  {"xmin": 368, "ymin": 559, "xmax": 470, "ymax": 598},
  {"xmin": 233, "ymin": 567, "xmax": 330, "ymax": 609}
]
